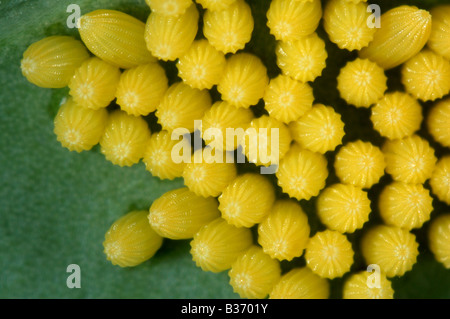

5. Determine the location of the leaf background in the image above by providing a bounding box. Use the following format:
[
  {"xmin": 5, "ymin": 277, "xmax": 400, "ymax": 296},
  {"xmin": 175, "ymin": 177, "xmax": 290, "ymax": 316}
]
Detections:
[{"xmin": 0, "ymin": 0, "xmax": 449, "ymax": 299}]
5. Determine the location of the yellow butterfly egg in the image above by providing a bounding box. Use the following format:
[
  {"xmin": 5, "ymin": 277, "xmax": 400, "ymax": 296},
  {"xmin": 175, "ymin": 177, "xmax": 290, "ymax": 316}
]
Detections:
[
  {"xmin": 263, "ymin": 74, "xmax": 314, "ymax": 124},
  {"xmin": 429, "ymin": 214, "xmax": 450, "ymax": 269},
  {"xmin": 266, "ymin": 0, "xmax": 322, "ymax": 42},
  {"xmin": 218, "ymin": 173, "xmax": 275, "ymax": 228},
  {"xmin": 177, "ymin": 39, "xmax": 226, "ymax": 90},
  {"xmin": 197, "ymin": 0, "xmax": 237, "ymax": 11},
  {"xmin": 145, "ymin": 3, "xmax": 199, "ymax": 61},
  {"xmin": 100, "ymin": 110, "xmax": 151, "ymax": 167},
  {"xmin": 382, "ymin": 135, "xmax": 437, "ymax": 184},
  {"xmin": 402, "ymin": 50, "xmax": 450, "ymax": 102},
  {"xmin": 103, "ymin": 211, "xmax": 163, "ymax": 267},
  {"xmin": 145, "ymin": 0, "xmax": 192, "ymax": 16},
  {"xmin": 317, "ymin": 183, "xmax": 371, "ymax": 234},
  {"xmin": 428, "ymin": 6, "xmax": 450, "ymax": 60},
  {"xmin": 305, "ymin": 230, "xmax": 354, "ymax": 279},
  {"xmin": 323, "ymin": 0, "xmax": 376, "ymax": 51},
  {"xmin": 142, "ymin": 130, "xmax": 189, "ymax": 180},
  {"xmin": 240, "ymin": 115, "xmax": 292, "ymax": 167},
  {"xmin": 270, "ymin": 267, "xmax": 330, "ymax": 299},
  {"xmin": 430, "ymin": 156, "xmax": 450, "ymax": 205},
  {"xmin": 183, "ymin": 148, "xmax": 237, "ymax": 198},
  {"xmin": 218, "ymin": 53, "xmax": 269, "ymax": 109},
  {"xmin": 201, "ymin": 101, "xmax": 254, "ymax": 152},
  {"xmin": 116, "ymin": 63, "xmax": 168, "ymax": 117},
  {"xmin": 361, "ymin": 225, "xmax": 419, "ymax": 277},
  {"xmin": 69, "ymin": 57, "xmax": 121, "ymax": 110},
  {"xmin": 78, "ymin": 10, "xmax": 155, "ymax": 69},
  {"xmin": 379, "ymin": 182, "xmax": 433, "ymax": 231},
  {"xmin": 359, "ymin": 6, "xmax": 432, "ymax": 70},
  {"xmin": 337, "ymin": 58, "xmax": 387, "ymax": 108},
  {"xmin": 427, "ymin": 98, "xmax": 450, "ymax": 148},
  {"xmin": 20, "ymin": 36, "xmax": 90, "ymax": 88},
  {"xmin": 276, "ymin": 33, "xmax": 327, "ymax": 83},
  {"xmin": 276, "ymin": 143, "xmax": 328, "ymax": 201},
  {"xmin": 334, "ymin": 140, "xmax": 386, "ymax": 189},
  {"xmin": 289, "ymin": 104, "xmax": 345, "ymax": 154},
  {"xmin": 203, "ymin": 0, "xmax": 254, "ymax": 54},
  {"xmin": 257, "ymin": 200, "xmax": 310, "ymax": 261},
  {"xmin": 190, "ymin": 217, "xmax": 253, "ymax": 273},
  {"xmin": 228, "ymin": 246, "xmax": 281, "ymax": 299},
  {"xmin": 370, "ymin": 92, "xmax": 423, "ymax": 140},
  {"xmin": 343, "ymin": 271, "xmax": 394, "ymax": 299},
  {"xmin": 156, "ymin": 82, "xmax": 212, "ymax": 133},
  {"xmin": 54, "ymin": 98, "xmax": 108, "ymax": 153},
  {"xmin": 149, "ymin": 187, "xmax": 220, "ymax": 239}
]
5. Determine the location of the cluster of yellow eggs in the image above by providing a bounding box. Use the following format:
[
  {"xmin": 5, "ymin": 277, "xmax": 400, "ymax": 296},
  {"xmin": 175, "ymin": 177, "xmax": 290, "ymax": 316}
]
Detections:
[{"xmin": 20, "ymin": 0, "xmax": 450, "ymax": 299}]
